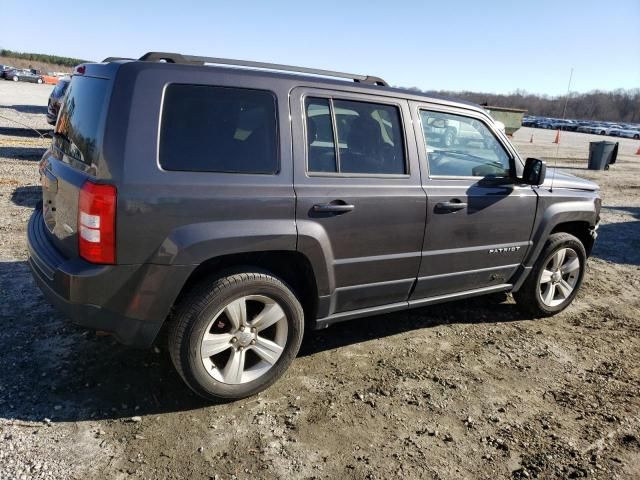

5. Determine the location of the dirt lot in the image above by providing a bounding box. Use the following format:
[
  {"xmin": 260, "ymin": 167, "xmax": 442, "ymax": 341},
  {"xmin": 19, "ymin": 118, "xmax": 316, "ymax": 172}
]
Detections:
[{"xmin": 1, "ymin": 81, "xmax": 639, "ymax": 479}]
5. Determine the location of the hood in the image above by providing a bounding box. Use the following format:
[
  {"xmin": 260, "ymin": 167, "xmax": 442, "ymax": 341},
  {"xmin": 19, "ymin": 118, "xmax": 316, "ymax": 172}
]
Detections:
[{"xmin": 541, "ymin": 169, "xmax": 599, "ymax": 192}]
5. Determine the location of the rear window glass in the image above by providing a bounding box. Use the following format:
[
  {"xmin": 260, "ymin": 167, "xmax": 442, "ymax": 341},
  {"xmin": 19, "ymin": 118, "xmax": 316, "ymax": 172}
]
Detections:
[
  {"xmin": 159, "ymin": 85, "xmax": 278, "ymax": 174},
  {"xmin": 55, "ymin": 76, "xmax": 109, "ymax": 166}
]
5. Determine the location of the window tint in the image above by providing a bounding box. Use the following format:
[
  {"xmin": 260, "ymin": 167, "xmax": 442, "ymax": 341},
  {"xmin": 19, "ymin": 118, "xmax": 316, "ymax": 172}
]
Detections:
[
  {"xmin": 160, "ymin": 85, "xmax": 278, "ymax": 174},
  {"xmin": 305, "ymin": 97, "xmax": 406, "ymax": 175},
  {"xmin": 305, "ymin": 98, "xmax": 337, "ymax": 172},
  {"xmin": 55, "ymin": 76, "xmax": 110, "ymax": 166},
  {"xmin": 420, "ymin": 110, "xmax": 511, "ymax": 177}
]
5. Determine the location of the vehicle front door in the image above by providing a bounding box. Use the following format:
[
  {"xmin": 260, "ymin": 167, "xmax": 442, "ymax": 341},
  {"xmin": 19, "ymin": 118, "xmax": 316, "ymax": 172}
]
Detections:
[{"xmin": 410, "ymin": 105, "xmax": 537, "ymax": 300}]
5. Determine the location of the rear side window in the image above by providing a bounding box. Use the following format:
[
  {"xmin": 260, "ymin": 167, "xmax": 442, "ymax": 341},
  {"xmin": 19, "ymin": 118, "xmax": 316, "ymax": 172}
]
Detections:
[
  {"xmin": 305, "ymin": 97, "xmax": 406, "ymax": 175},
  {"xmin": 160, "ymin": 85, "xmax": 278, "ymax": 174},
  {"xmin": 55, "ymin": 76, "xmax": 110, "ymax": 166}
]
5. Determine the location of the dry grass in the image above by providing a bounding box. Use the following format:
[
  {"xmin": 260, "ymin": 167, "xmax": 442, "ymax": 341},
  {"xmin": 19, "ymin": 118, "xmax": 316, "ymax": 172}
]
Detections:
[{"xmin": 0, "ymin": 56, "xmax": 73, "ymax": 74}]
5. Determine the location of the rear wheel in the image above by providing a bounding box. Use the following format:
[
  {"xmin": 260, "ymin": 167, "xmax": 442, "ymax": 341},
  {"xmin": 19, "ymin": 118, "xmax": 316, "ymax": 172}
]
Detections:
[
  {"xmin": 514, "ymin": 233, "xmax": 586, "ymax": 317},
  {"xmin": 12, "ymin": 75, "xmax": 18, "ymax": 82},
  {"xmin": 168, "ymin": 271, "xmax": 304, "ymax": 401}
]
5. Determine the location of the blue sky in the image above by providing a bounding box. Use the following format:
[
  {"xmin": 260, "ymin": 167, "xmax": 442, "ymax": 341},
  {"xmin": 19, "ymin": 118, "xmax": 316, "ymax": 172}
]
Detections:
[{"xmin": 2, "ymin": 0, "xmax": 639, "ymax": 95}]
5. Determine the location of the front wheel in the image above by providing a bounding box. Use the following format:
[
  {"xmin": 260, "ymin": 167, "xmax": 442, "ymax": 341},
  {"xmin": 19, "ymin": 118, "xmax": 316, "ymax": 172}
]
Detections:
[
  {"xmin": 168, "ymin": 271, "xmax": 304, "ymax": 401},
  {"xmin": 37, "ymin": 78, "xmax": 43, "ymax": 84},
  {"xmin": 514, "ymin": 233, "xmax": 586, "ymax": 317},
  {"xmin": 12, "ymin": 75, "xmax": 18, "ymax": 82}
]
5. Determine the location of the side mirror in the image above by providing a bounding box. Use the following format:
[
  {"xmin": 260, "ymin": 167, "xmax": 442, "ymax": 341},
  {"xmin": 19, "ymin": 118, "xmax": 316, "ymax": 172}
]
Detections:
[{"xmin": 522, "ymin": 157, "xmax": 546, "ymax": 185}]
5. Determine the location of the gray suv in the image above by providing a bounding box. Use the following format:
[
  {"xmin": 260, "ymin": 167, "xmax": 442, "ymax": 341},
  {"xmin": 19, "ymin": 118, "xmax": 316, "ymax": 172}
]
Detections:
[{"xmin": 27, "ymin": 52, "xmax": 600, "ymax": 401}]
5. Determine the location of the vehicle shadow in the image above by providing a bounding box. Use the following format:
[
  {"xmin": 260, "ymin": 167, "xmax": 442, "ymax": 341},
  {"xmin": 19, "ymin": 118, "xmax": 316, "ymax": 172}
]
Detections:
[
  {"xmin": 11, "ymin": 186, "xmax": 42, "ymax": 207},
  {"xmin": 0, "ymin": 126, "xmax": 52, "ymax": 138},
  {"xmin": 0, "ymin": 146, "xmax": 46, "ymax": 161},
  {"xmin": 592, "ymin": 206, "xmax": 640, "ymax": 266},
  {"xmin": 0, "ymin": 104, "xmax": 48, "ymax": 115},
  {"xmin": 0, "ymin": 260, "xmax": 528, "ymax": 424}
]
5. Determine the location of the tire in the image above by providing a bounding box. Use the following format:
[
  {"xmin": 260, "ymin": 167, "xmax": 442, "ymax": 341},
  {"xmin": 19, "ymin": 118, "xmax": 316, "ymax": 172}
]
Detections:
[
  {"xmin": 634, "ymin": 134, "xmax": 639, "ymax": 140},
  {"xmin": 168, "ymin": 271, "xmax": 304, "ymax": 401},
  {"xmin": 12, "ymin": 75, "xmax": 18, "ymax": 82},
  {"xmin": 514, "ymin": 233, "xmax": 586, "ymax": 317},
  {"xmin": 37, "ymin": 78, "xmax": 43, "ymax": 84}
]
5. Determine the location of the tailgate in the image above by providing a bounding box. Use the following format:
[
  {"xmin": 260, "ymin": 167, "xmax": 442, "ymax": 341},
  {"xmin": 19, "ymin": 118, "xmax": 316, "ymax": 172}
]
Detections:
[
  {"xmin": 41, "ymin": 153, "xmax": 90, "ymax": 257},
  {"xmin": 41, "ymin": 74, "xmax": 111, "ymax": 257}
]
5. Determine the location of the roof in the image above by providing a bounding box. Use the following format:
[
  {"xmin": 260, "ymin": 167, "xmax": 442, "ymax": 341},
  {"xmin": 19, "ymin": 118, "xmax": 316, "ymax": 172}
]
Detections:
[{"xmin": 96, "ymin": 51, "xmax": 487, "ymax": 115}]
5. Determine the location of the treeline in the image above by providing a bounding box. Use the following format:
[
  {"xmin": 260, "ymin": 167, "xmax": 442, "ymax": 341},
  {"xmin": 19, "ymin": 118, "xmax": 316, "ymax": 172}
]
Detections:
[
  {"xmin": 414, "ymin": 88, "xmax": 640, "ymax": 123},
  {"xmin": 0, "ymin": 49, "xmax": 89, "ymax": 68}
]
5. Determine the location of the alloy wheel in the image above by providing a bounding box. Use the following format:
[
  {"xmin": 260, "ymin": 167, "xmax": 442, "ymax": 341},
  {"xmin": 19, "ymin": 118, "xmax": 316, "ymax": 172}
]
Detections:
[
  {"xmin": 200, "ymin": 295, "xmax": 288, "ymax": 384},
  {"xmin": 538, "ymin": 247, "xmax": 581, "ymax": 307}
]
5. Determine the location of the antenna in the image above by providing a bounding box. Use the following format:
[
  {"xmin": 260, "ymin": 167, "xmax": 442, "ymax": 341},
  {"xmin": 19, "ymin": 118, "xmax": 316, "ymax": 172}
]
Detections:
[{"xmin": 550, "ymin": 68, "xmax": 573, "ymax": 192}]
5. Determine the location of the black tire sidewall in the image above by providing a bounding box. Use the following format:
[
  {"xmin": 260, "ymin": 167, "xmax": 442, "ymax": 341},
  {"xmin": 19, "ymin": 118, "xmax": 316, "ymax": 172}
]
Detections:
[{"xmin": 176, "ymin": 275, "xmax": 304, "ymax": 400}]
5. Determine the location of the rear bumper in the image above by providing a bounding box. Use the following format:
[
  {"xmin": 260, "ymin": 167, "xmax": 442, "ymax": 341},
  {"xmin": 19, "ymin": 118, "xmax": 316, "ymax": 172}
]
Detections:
[{"xmin": 27, "ymin": 206, "xmax": 192, "ymax": 348}]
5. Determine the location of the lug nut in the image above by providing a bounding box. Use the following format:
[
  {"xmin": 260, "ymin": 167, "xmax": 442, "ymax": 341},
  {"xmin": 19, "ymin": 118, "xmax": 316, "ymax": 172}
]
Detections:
[
  {"xmin": 250, "ymin": 340, "xmax": 256, "ymax": 345},
  {"xmin": 239, "ymin": 326, "xmax": 245, "ymax": 331},
  {"xmin": 231, "ymin": 337, "xmax": 237, "ymax": 343},
  {"xmin": 238, "ymin": 346, "xmax": 244, "ymax": 351},
  {"xmin": 251, "ymin": 327, "xmax": 256, "ymax": 333}
]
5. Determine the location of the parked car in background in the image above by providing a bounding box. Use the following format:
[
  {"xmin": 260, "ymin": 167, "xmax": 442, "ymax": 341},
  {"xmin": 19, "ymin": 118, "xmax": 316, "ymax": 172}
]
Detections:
[
  {"xmin": 600, "ymin": 125, "xmax": 622, "ymax": 136},
  {"xmin": 0, "ymin": 64, "xmax": 15, "ymax": 79},
  {"xmin": 576, "ymin": 124, "xmax": 602, "ymax": 134},
  {"xmin": 4, "ymin": 68, "xmax": 44, "ymax": 83},
  {"xmin": 46, "ymin": 77, "xmax": 71, "ymax": 125},
  {"xmin": 609, "ymin": 126, "xmax": 640, "ymax": 139},
  {"xmin": 548, "ymin": 119, "xmax": 577, "ymax": 131}
]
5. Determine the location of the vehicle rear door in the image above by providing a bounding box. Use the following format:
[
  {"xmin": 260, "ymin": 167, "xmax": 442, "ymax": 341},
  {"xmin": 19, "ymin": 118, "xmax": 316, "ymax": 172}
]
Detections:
[
  {"xmin": 291, "ymin": 88, "xmax": 426, "ymax": 315},
  {"xmin": 409, "ymin": 103, "xmax": 537, "ymax": 300}
]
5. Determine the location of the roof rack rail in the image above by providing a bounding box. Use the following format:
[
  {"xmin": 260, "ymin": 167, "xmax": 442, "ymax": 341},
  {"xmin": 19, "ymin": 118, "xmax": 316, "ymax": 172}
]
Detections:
[
  {"xmin": 137, "ymin": 51, "xmax": 388, "ymax": 86},
  {"xmin": 101, "ymin": 57, "xmax": 134, "ymax": 63}
]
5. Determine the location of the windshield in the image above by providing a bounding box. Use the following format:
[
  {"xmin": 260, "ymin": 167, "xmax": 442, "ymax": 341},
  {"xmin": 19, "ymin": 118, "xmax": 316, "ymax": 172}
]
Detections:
[{"xmin": 54, "ymin": 76, "xmax": 109, "ymax": 167}]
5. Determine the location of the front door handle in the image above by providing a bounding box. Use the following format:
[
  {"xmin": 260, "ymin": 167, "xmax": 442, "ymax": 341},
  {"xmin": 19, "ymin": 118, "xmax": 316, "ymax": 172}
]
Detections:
[
  {"xmin": 312, "ymin": 202, "xmax": 355, "ymax": 214},
  {"xmin": 435, "ymin": 201, "xmax": 467, "ymax": 212}
]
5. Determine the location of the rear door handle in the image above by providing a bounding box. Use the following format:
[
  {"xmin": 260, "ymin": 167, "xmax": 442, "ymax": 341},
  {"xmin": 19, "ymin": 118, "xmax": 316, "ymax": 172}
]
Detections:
[
  {"xmin": 435, "ymin": 201, "xmax": 467, "ymax": 212},
  {"xmin": 312, "ymin": 202, "xmax": 355, "ymax": 214}
]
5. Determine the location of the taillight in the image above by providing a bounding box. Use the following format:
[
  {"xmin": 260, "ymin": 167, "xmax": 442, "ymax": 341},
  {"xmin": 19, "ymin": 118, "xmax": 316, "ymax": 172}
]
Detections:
[{"xmin": 78, "ymin": 181, "xmax": 116, "ymax": 264}]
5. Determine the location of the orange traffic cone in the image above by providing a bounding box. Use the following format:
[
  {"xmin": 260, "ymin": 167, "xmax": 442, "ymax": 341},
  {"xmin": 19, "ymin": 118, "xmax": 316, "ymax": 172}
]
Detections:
[
  {"xmin": 553, "ymin": 130, "xmax": 560, "ymax": 144},
  {"xmin": 530, "ymin": 135, "xmax": 534, "ymax": 143}
]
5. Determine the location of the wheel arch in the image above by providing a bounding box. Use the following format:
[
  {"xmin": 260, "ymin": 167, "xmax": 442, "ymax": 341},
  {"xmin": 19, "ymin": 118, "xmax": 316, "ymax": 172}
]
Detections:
[
  {"xmin": 172, "ymin": 250, "xmax": 320, "ymax": 330},
  {"xmin": 550, "ymin": 221, "xmax": 595, "ymax": 256}
]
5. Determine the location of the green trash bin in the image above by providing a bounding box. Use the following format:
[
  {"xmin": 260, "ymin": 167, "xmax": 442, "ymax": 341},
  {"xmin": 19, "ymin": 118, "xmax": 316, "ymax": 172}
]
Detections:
[{"xmin": 588, "ymin": 141, "xmax": 618, "ymax": 170}]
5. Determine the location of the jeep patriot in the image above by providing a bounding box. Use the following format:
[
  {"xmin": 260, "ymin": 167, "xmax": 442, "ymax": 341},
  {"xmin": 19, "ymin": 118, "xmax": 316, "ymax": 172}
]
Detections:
[{"xmin": 27, "ymin": 52, "xmax": 600, "ymax": 400}]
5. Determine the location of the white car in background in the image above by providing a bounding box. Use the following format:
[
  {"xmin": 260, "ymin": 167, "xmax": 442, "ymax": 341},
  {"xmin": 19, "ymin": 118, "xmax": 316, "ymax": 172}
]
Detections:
[{"xmin": 609, "ymin": 126, "xmax": 640, "ymax": 139}]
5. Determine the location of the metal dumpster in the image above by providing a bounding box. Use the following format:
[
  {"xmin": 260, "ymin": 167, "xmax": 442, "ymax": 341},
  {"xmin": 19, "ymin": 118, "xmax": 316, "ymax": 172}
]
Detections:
[{"xmin": 588, "ymin": 141, "xmax": 618, "ymax": 170}]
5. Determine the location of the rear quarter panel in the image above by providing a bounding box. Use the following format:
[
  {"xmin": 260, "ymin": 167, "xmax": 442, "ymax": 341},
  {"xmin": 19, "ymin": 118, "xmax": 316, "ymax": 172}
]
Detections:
[{"xmin": 108, "ymin": 64, "xmax": 297, "ymax": 266}]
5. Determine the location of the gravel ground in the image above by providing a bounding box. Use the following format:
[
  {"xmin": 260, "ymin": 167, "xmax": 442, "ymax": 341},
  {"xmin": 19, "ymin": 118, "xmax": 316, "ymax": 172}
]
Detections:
[{"xmin": 1, "ymin": 81, "xmax": 639, "ymax": 479}]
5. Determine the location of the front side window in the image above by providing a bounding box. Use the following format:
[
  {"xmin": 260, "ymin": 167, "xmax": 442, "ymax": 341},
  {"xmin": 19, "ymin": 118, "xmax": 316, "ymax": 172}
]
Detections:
[
  {"xmin": 420, "ymin": 110, "xmax": 511, "ymax": 177},
  {"xmin": 160, "ymin": 85, "xmax": 278, "ymax": 174},
  {"xmin": 305, "ymin": 97, "xmax": 406, "ymax": 175}
]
